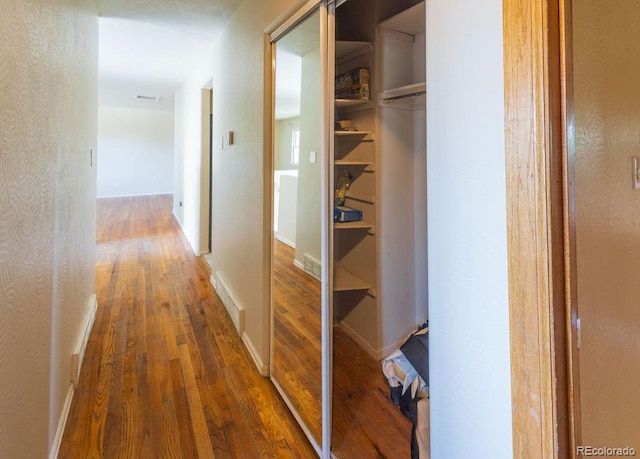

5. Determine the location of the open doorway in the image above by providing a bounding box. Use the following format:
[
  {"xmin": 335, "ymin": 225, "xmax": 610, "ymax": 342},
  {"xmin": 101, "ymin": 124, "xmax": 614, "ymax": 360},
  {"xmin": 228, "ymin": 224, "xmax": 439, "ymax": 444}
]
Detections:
[{"xmin": 201, "ymin": 84, "xmax": 213, "ymax": 266}]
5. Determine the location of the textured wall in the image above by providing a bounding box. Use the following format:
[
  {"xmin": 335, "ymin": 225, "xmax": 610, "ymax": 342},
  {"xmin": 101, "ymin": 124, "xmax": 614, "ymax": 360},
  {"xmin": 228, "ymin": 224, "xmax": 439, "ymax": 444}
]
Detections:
[
  {"xmin": 426, "ymin": 0, "xmax": 513, "ymax": 456},
  {"xmin": 174, "ymin": 0, "xmax": 299, "ymax": 367},
  {"xmin": 274, "ymin": 117, "xmax": 299, "ymax": 171},
  {"xmin": 98, "ymin": 107, "xmax": 174, "ymax": 197},
  {"xmin": 574, "ymin": 0, "xmax": 640, "ymax": 448},
  {"xmin": 294, "ymin": 46, "xmax": 322, "ymax": 268},
  {"xmin": 0, "ymin": 1, "xmax": 98, "ymax": 457}
]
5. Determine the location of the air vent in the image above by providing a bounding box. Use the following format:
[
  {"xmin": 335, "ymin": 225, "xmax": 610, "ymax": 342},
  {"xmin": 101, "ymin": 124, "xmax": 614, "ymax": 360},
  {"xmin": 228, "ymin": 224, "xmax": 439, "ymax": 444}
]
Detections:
[{"xmin": 136, "ymin": 95, "xmax": 161, "ymax": 101}]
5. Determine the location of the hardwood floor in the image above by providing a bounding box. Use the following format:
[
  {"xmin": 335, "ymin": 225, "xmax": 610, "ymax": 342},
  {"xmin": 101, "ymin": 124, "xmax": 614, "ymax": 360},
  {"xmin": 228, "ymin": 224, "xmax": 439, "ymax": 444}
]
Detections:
[
  {"xmin": 58, "ymin": 195, "xmax": 316, "ymax": 458},
  {"xmin": 332, "ymin": 326, "xmax": 412, "ymax": 458},
  {"xmin": 271, "ymin": 243, "xmax": 413, "ymax": 458},
  {"xmin": 272, "ymin": 240, "xmax": 323, "ymax": 444}
]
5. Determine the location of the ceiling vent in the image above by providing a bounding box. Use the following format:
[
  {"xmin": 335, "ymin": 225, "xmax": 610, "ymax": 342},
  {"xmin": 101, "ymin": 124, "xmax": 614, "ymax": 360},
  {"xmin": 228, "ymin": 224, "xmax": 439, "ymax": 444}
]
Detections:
[{"xmin": 136, "ymin": 95, "xmax": 161, "ymax": 101}]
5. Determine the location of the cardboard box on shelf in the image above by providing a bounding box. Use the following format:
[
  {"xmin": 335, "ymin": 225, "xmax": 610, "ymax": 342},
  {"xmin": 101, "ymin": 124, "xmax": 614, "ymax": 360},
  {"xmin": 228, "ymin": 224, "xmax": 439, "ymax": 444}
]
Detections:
[
  {"xmin": 336, "ymin": 67, "xmax": 370, "ymax": 91},
  {"xmin": 335, "ymin": 83, "xmax": 369, "ymax": 101}
]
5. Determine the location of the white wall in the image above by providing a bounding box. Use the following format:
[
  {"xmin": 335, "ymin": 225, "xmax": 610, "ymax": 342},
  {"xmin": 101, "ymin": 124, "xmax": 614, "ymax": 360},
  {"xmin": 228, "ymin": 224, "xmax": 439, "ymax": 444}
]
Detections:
[
  {"xmin": 275, "ymin": 117, "xmax": 300, "ymax": 171},
  {"xmin": 574, "ymin": 0, "xmax": 640, "ymax": 448},
  {"xmin": 426, "ymin": 0, "xmax": 513, "ymax": 457},
  {"xmin": 294, "ymin": 46, "xmax": 322, "ymax": 269},
  {"xmin": 173, "ymin": 0, "xmax": 300, "ymax": 368},
  {"xmin": 97, "ymin": 107, "xmax": 174, "ymax": 197},
  {"xmin": 0, "ymin": 1, "xmax": 98, "ymax": 457}
]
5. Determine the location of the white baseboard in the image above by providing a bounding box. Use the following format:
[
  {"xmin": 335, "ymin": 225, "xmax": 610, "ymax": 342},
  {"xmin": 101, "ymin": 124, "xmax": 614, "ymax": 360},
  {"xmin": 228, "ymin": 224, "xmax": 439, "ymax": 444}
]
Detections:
[
  {"xmin": 172, "ymin": 211, "xmax": 201, "ymax": 256},
  {"xmin": 338, "ymin": 320, "xmax": 407, "ymax": 360},
  {"xmin": 293, "ymin": 258, "xmax": 321, "ymax": 282},
  {"xmin": 338, "ymin": 320, "xmax": 388, "ymax": 361},
  {"xmin": 50, "ymin": 294, "xmax": 97, "ymax": 459},
  {"xmin": 71, "ymin": 294, "xmax": 98, "ymax": 386},
  {"xmin": 97, "ymin": 191, "xmax": 173, "ymax": 199},
  {"xmin": 379, "ymin": 336, "xmax": 408, "ymax": 361},
  {"xmin": 242, "ymin": 332, "xmax": 269, "ymax": 376},
  {"xmin": 49, "ymin": 383, "xmax": 75, "ymax": 459},
  {"xmin": 213, "ymin": 272, "xmax": 245, "ymax": 335},
  {"xmin": 275, "ymin": 233, "xmax": 296, "ymax": 248},
  {"xmin": 210, "ymin": 274, "xmax": 266, "ymax": 376}
]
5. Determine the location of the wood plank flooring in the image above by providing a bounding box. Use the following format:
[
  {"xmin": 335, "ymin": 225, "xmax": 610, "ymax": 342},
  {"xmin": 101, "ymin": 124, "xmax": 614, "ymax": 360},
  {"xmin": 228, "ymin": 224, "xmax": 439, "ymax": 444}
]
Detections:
[
  {"xmin": 272, "ymin": 242, "xmax": 413, "ymax": 458},
  {"xmin": 58, "ymin": 195, "xmax": 316, "ymax": 458},
  {"xmin": 272, "ymin": 240, "xmax": 323, "ymax": 444}
]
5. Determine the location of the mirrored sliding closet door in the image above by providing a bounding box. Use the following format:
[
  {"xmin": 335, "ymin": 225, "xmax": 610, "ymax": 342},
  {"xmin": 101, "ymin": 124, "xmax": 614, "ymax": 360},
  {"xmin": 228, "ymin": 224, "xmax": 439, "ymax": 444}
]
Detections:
[{"xmin": 269, "ymin": 2, "xmax": 331, "ymax": 456}]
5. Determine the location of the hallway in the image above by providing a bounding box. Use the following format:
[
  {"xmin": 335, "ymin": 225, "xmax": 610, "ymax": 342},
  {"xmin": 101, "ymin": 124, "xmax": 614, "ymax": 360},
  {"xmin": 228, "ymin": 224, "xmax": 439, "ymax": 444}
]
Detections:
[{"xmin": 58, "ymin": 195, "xmax": 314, "ymax": 458}]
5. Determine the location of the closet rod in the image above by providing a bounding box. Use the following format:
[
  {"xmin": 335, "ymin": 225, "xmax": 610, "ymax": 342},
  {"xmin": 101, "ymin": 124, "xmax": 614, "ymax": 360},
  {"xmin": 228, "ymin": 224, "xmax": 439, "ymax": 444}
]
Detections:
[{"xmin": 381, "ymin": 90, "xmax": 426, "ymax": 102}]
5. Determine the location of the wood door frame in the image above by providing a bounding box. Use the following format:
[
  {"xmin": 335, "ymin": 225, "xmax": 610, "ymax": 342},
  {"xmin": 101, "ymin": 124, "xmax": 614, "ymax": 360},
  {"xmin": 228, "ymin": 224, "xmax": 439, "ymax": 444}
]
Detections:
[{"xmin": 504, "ymin": 0, "xmax": 580, "ymax": 457}]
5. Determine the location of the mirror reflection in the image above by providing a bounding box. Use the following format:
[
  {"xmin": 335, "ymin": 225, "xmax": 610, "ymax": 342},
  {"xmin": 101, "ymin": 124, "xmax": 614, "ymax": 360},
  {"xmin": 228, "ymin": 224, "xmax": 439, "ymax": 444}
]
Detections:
[{"xmin": 271, "ymin": 8, "xmax": 323, "ymax": 448}]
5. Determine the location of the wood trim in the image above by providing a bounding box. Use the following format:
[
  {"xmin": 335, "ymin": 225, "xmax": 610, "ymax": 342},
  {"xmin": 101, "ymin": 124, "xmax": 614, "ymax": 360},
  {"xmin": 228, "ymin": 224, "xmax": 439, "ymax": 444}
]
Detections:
[
  {"xmin": 263, "ymin": 31, "xmax": 274, "ymax": 371},
  {"xmin": 503, "ymin": 0, "xmax": 576, "ymax": 456},
  {"xmin": 559, "ymin": 0, "xmax": 581, "ymax": 451}
]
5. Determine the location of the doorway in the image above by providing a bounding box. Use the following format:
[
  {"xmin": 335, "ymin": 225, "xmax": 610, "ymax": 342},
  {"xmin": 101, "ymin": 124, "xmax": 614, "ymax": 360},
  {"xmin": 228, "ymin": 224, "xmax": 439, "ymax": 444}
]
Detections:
[
  {"xmin": 504, "ymin": 0, "xmax": 640, "ymax": 455},
  {"xmin": 201, "ymin": 85, "xmax": 213, "ymax": 263}
]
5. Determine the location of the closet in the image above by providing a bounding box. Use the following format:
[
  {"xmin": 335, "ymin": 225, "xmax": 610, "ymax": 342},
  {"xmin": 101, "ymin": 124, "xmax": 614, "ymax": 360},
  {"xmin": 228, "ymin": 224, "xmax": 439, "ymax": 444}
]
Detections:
[
  {"xmin": 269, "ymin": 1, "xmax": 427, "ymax": 457},
  {"xmin": 333, "ymin": 0, "xmax": 426, "ymax": 360},
  {"xmin": 331, "ymin": 0, "xmax": 427, "ymax": 456}
]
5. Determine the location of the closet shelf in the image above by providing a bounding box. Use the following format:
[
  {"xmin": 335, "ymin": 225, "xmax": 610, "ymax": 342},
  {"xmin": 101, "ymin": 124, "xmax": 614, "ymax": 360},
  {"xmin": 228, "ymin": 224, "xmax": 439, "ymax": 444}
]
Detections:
[
  {"xmin": 379, "ymin": 82, "xmax": 426, "ymax": 101},
  {"xmin": 334, "ymin": 267, "xmax": 372, "ymax": 292},
  {"xmin": 334, "ymin": 130, "xmax": 373, "ymax": 139},
  {"xmin": 336, "ymin": 99, "xmax": 373, "ymax": 109},
  {"xmin": 379, "ymin": 1, "xmax": 425, "ymax": 35},
  {"xmin": 345, "ymin": 193, "xmax": 375, "ymax": 204},
  {"xmin": 334, "ymin": 160, "xmax": 375, "ymax": 171},
  {"xmin": 336, "ymin": 40, "xmax": 373, "ymax": 66},
  {"xmin": 378, "ymin": 82, "xmax": 426, "ymax": 110},
  {"xmin": 334, "ymin": 221, "xmax": 375, "ymax": 232}
]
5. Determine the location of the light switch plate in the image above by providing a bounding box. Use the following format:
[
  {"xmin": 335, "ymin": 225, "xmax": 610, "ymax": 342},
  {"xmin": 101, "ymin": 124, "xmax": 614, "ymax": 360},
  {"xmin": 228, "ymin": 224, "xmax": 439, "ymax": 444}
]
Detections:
[
  {"xmin": 309, "ymin": 151, "xmax": 317, "ymax": 164},
  {"xmin": 634, "ymin": 157, "xmax": 640, "ymax": 189}
]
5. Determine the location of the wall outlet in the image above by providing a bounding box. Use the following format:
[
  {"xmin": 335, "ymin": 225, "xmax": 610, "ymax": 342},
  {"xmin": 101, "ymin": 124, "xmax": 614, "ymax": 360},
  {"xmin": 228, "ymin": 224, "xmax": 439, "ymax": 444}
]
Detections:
[{"xmin": 633, "ymin": 157, "xmax": 640, "ymax": 189}]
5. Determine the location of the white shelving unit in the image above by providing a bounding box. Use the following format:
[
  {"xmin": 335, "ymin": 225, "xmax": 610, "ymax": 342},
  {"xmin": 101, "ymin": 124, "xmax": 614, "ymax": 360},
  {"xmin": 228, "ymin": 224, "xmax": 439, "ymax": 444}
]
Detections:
[
  {"xmin": 335, "ymin": 98, "xmax": 374, "ymax": 110},
  {"xmin": 334, "ymin": 221, "xmax": 375, "ymax": 231},
  {"xmin": 378, "ymin": 1, "xmax": 425, "ymax": 35},
  {"xmin": 333, "ymin": 30, "xmax": 378, "ymax": 332},
  {"xmin": 331, "ymin": 1, "xmax": 427, "ymax": 362},
  {"xmin": 336, "ymin": 40, "xmax": 373, "ymax": 65},
  {"xmin": 334, "ymin": 266, "xmax": 372, "ymax": 292},
  {"xmin": 374, "ymin": 0, "xmax": 428, "ymax": 356},
  {"xmin": 334, "ymin": 130, "xmax": 372, "ymax": 139},
  {"xmin": 378, "ymin": 1, "xmax": 426, "ymax": 110},
  {"xmin": 334, "ymin": 160, "xmax": 374, "ymax": 171}
]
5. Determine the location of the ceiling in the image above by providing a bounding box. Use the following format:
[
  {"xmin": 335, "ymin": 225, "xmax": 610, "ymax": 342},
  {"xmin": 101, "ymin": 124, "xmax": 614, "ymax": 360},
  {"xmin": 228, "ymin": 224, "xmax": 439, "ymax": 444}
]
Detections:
[
  {"xmin": 274, "ymin": 9, "xmax": 321, "ymax": 120},
  {"xmin": 96, "ymin": 0, "xmax": 243, "ymax": 111}
]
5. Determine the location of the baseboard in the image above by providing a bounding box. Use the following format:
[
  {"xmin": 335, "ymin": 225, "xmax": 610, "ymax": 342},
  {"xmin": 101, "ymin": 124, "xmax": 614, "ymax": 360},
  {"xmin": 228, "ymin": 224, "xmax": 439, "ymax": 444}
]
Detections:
[
  {"xmin": 213, "ymin": 272, "xmax": 245, "ymax": 335},
  {"xmin": 50, "ymin": 294, "xmax": 97, "ymax": 459},
  {"xmin": 49, "ymin": 383, "xmax": 75, "ymax": 459},
  {"xmin": 210, "ymin": 274, "xmax": 265, "ymax": 375},
  {"xmin": 71, "ymin": 294, "xmax": 98, "ymax": 387},
  {"xmin": 338, "ymin": 320, "xmax": 385, "ymax": 361},
  {"xmin": 97, "ymin": 191, "xmax": 173, "ymax": 199},
  {"xmin": 379, "ymin": 336, "xmax": 407, "ymax": 360},
  {"xmin": 293, "ymin": 259, "xmax": 305, "ymax": 271},
  {"xmin": 172, "ymin": 211, "xmax": 201, "ymax": 256},
  {"xmin": 293, "ymin": 258, "xmax": 321, "ymax": 282},
  {"xmin": 242, "ymin": 332, "xmax": 269, "ymax": 376},
  {"xmin": 275, "ymin": 233, "xmax": 296, "ymax": 248}
]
